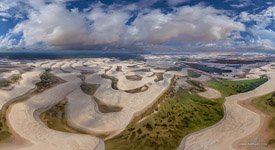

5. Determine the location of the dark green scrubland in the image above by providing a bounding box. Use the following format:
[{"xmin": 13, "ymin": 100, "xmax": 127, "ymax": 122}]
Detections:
[
  {"xmin": 252, "ymin": 92, "xmax": 275, "ymax": 146},
  {"xmin": 105, "ymin": 89, "xmax": 223, "ymax": 150},
  {"xmin": 35, "ymin": 71, "xmax": 61, "ymax": 92},
  {"xmin": 208, "ymin": 76, "xmax": 268, "ymax": 96},
  {"xmin": 40, "ymin": 101, "xmax": 78, "ymax": 133}
]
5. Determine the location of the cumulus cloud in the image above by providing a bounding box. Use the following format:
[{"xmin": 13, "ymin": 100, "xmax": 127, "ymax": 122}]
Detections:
[
  {"xmin": 0, "ymin": 0, "xmax": 247, "ymax": 50},
  {"xmin": 239, "ymin": 6, "xmax": 275, "ymax": 49},
  {"xmin": 14, "ymin": 4, "xmax": 90, "ymax": 48},
  {"xmin": 6, "ymin": 3, "xmax": 244, "ymax": 50},
  {"xmin": 128, "ymin": 5, "xmax": 244, "ymax": 44}
]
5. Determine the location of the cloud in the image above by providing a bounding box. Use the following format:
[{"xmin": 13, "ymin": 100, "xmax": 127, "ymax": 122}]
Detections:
[
  {"xmin": 239, "ymin": 6, "xmax": 275, "ymax": 50},
  {"xmin": 14, "ymin": 4, "xmax": 88, "ymax": 48},
  {"xmin": 0, "ymin": 12, "xmax": 11, "ymax": 18},
  {"xmin": 7, "ymin": 3, "xmax": 244, "ymax": 50},
  {"xmin": 128, "ymin": 5, "xmax": 244, "ymax": 44},
  {"xmin": 227, "ymin": 0, "xmax": 253, "ymax": 8},
  {"xmin": 12, "ymin": 4, "xmax": 131, "ymax": 49},
  {"xmin": 1, "ymin": 18, "xmax": 8, "ymax": 22},
  {"xmin": 167, "ymin": 0, "xmax": 190, "ymax": 6}
]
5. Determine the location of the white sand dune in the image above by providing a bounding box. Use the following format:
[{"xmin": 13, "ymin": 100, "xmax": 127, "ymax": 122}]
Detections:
[
  {"xmin": 71, "ymin": 60, "xmax": 98, "ymax": 72},
  {"xmin": 61, "ymin": 61, "xmax": 80, "ymax": 74},
  {"xmin": 66, "ymin": 88, "xmax": 133, "ymax": 137},
  {"xmin": 51, "ymin": 61, "xmax": 65, "ymax": 73},
  {"xmin": 179, "ymin": 63, "xmax": 275, "ymax": 150},
  {"xmin": 7, "ymin": 75, "xmax": 104, "ymax": 150},
  {"xmin": 0, "ymin": 69, "xmax": 42, "ymax": 109},
  {"xmin": 116, "ymin": 75, "xmax": 156, "ymax": 91},
  {"xmin": 66, "ymin": 71, "xmax": 173, "ymax": 137},
  {"xmin": 87, "ymin": 73, "xmax": 172, "ymax": 110},
  {"xmin": 3, "ymin": 58, "xmax": 270, "ymax": 150},
  {"xmin": 0, "ymin": 70, "xmax": 20, "ymax": 79},
  {"xmin": 40, "ymin": 61, "xmax": 57, "ymax": 69}
]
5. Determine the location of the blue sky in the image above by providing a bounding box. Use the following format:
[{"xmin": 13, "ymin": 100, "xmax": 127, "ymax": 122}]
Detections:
[{"xmin": 0, "ymin": 0, "xmax": 274, "ymax": 51}]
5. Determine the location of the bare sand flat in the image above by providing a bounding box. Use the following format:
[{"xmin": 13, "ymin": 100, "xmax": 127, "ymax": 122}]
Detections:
[{"xmin": 179, "ymin": 64, "xmax": 275, "ymax": 150}]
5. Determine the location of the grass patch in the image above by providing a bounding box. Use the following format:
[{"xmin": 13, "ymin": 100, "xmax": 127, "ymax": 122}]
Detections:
[
  {"xmin": 187, "ymin": 70, "xmax": 201, "ymax": 78},
  {"xmin": 40, "ymin": 100, "xmax": 78, "ymax": 133},
  {"xmin": 0, "ymin": 111, "xmax": 11, "ymax": 142},
  {"xmin": 81, "ymin": 83, "xmax": 99, "ymax": 95},
  {"xmin": 208, "ymin": 76, "xmax": 268, "ymax": 96},
  {"xmin": 186, "ymin": 80, "xmax": 206, "ymax": 92},
  {"xmin": 0, "ymin": 80, "xmax": 10, "ymax": 88},
  {"xmin": 9, "ymin": 74, "xmax": 21, "ymax": 83},
  {"xmin": 126, "ymin": 75, "xmax": 142, "ymax": 81},
  {"xmin": 133, "ymin": 69, "xmax": 151, "ymax": 72},
  {"xmin": 0, "ymin": 74, "xmax": 22, "ymax": 88},
  {"xmin": 251, "ymin": 92, "xmax": 275, "ymax": 146},
  {"xmin": 105, "ymin": 89, "xmax": 223, "ymax": 150},
  {"xmin": 124, "ymin": 85, "xmax": 149, "ymax": 93},
  {"xmin": 116, "ymin": 66, "xmax": 122, "ymax": 72},
  {"xmin": 35, "ymin": 71, "xmax": 61, "ymax": 92},
  {"xmin": 154, "ymin": 73, "xmax": 164, "ymax": 82}
]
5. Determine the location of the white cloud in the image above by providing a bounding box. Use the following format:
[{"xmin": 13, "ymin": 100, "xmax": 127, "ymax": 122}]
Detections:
[
  {"xmin": 167, "ymin": 0, "xmax": 190, "ymax": 6},
  {"xmin": 3, "ymin": 2, "xmax": 245, "ymax": 50},
  {"xmin": 0, "ymin": 12, "xmax": 11, "ymax": 18},
  {"xmin": 228, "ymin": 0, "xmax": 252, "ymax": 8},
  {"xmin": 127, "ymin": 5, "xmax": 244, "ymax": 44},
  {"xmin": 239, "ymin": 6, "xmax": 275, "ymax": 50},
  {"xmin": 0, "ymin": 32, "xmax": 22, "ymax": 49},
  {"xmin": 1, "ymin": 18, "xmax": 8, "ymax": 22}
]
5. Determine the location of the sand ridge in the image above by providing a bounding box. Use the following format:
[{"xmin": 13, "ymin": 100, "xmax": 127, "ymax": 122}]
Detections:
[{"xmin": 179, "ymin": 63, "xmax": 275, "ymax": 150}]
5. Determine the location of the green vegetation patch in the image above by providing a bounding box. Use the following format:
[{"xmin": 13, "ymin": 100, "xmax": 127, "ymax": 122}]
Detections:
[
  {"xmin": 116, "ymin": 66, "xmax": 122, "ymax": 72},
  {"xmin": 0, "ymin": 83, "xmax": 33, "ymax": 142},
  {"xmin": 187, "ymin": 70, "xmax": 201, "ymax": 78},
  {"xmin": 40, "ymin": 101, "xmax": 78, "ymax": 133},
  {"xmin": 0, "ymin": 111, "xmax": 11, "ymax": 142},
  {"xmin": 81, "ymin": 83, "xmax": 100, "ymax": 95},
  {"xmin": 0, "ymin": 80, "xmax": 10, "ymax": 88},
  {"xmin": 124, "ymin": 85, "xmax": 149, "ymax": 94},
  {"xmin": 133, "ymin": 69, "xmax": 151, "ymax": 72},
  {"xmin": 105, "ymin": 89, "xmax": 223, "ymax": 150},
  {"xmin": 251, "ymin": 92, "xmax": 275, "ymax": 146},
  {"xmin": 154, "ymin": 73, "xmax": 164, "ymax": 82},
  {"xmin": 35, "ymin": 71, "xmax": 61, "ymax": 92},
  {"xmin": 186, "ymin": 80, "xmax": 206, "ymax": 92},
  {"xmin": 126, "ymin": 75, "xmax": 142, "ymax": 81},
  {"xmin": 0, "ymin": 74, "xmax": 22, "ymax": 88},
  {"xmin": 208, "ymin": 76, "xmax": 268, "ymax": 96}
]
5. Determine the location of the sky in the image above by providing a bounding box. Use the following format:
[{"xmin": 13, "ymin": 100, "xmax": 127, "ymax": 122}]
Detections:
[{"xmin": 0, "ymin": 0, "xmax": 274, "ymax": 51}]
